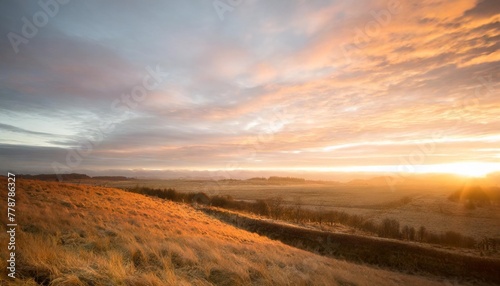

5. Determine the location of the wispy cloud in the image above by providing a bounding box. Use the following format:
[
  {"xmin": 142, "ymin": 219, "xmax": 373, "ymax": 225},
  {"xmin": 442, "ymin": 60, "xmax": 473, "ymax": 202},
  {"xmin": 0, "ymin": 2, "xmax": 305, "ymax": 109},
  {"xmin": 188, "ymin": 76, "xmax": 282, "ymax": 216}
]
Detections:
[{"xmin": 0, "ymin": 0, "xmax": 499, "ymax": 175}]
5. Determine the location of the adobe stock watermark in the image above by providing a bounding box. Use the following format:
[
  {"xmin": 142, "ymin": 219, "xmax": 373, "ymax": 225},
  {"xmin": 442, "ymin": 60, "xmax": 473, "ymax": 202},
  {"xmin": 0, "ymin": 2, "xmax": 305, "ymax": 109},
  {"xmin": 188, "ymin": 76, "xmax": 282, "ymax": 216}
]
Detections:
[
  {"xmin": 7, "ymin": 0, "xmax": 70, "ymax": 54},
  {"xmin": 385, "ymin": 73, "xmax": 498, "ymax": 191},
  {"xmin": 213, "ymin": 0, "xmax": 243, "ymax": 21},
  {"xmin": 200, "ymin": 105, "xmax": 290, "ymax": 196},
  {"xmin": 200, "ymin": 90, "xmax": 371, "ymax": 197},
  {"xmin": 51, "ymin": 65, "xmax": 169, "ymax": 181},
  {"xmin": 339, "ymin": 0, "xmax": 402, "ymax": 64}
]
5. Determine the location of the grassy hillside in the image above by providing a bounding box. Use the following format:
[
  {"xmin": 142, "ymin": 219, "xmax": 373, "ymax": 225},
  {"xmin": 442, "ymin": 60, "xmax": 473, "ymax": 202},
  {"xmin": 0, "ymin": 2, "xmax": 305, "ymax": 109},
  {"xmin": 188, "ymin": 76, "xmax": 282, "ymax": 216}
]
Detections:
[
  {"xmin": 203, "ymin": 207, "xmax": 500, "ymax": 283},
  {"xmin": 80, "ymin": 177, "xmax": 500, "ymax": 240},
  {"xmin": 1, "ymin": 178, "xmax": 451, "ymax": 285}
]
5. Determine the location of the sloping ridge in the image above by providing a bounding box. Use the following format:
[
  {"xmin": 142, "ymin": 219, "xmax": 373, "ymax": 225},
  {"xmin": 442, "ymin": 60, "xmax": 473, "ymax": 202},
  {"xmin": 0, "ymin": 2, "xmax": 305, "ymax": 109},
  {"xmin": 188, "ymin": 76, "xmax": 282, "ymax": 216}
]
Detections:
[
  {"xmin": 0, "ymin": 178, "xmax": 454, "ymax": 285},
  {"xmin": 203, "ymin": 207, "xmax": 500, "ymax": 284}
]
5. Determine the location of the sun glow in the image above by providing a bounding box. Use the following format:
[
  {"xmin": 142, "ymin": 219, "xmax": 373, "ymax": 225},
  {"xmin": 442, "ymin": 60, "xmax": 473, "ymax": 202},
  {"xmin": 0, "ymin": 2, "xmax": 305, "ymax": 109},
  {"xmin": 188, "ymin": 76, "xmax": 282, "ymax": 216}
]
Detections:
[
  {"xmin": 419, "ymin": 162, "xmax": 500, "ymax": 178},
  {"xmin": 254, "ymin": 162, "xmax": 500, "ymax": 178}
]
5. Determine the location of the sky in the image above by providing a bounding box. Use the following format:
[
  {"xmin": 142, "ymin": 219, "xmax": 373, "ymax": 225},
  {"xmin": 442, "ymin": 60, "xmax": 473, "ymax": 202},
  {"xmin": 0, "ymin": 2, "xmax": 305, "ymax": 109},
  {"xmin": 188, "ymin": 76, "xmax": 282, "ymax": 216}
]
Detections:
[{"xmin": 0, "ymin": 0, "xmax": 499, "ymax": 179}]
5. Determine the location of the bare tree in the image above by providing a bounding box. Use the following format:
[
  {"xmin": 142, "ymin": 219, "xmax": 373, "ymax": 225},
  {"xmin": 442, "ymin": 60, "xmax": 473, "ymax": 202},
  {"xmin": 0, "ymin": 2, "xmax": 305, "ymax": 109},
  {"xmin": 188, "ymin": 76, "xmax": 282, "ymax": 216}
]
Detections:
[
  {"xmin": 268, "ymin": 196, "xmax": 284, "ymax": 220},
  {"xmin": 292, "ymin": 197, "xmax": 303, "ymax": 224},
  {"xmin": 316, "ymin": 202, "xmax": 325, "ymax": 227},
  {"xmin": 418, "ymin": 226, "xmax": 427, "ymax": 242}
]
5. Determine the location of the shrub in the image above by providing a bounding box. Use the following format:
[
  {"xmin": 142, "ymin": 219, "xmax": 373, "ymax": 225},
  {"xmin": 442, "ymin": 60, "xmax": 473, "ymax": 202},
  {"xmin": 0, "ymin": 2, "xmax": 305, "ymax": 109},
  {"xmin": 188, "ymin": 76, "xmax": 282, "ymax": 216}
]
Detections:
[
  {"xmin": 210, "ymin": 195, "xmax": 234, "ymax": 208},
  {"xmin": 254, "ymin": 200, "xmax": 270, "ymax": 216},
  {"xmin": 268, "ymin": 197, "xmax": 285, "ymax": 220},
  {"xmin": 362, "ymin": 220, "xmax": 377, "ymax": 233},
  {"xmin": 379, "ymin": 219, "xmax": 400, "ymax": 239}
]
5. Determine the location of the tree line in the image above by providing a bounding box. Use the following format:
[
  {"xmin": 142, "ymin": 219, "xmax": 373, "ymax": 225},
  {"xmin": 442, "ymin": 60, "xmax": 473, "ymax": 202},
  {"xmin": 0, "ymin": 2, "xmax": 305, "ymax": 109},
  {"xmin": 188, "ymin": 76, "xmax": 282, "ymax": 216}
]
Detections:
[{"xmin": 128, "ymin": 186, "xmax": 478, "ymax": 249}]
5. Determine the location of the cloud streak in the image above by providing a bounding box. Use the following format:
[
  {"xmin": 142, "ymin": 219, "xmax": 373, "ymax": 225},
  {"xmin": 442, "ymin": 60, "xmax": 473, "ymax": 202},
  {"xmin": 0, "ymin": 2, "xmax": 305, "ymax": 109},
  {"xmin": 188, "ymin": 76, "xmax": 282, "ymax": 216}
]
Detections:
[{"xmin": 0, "ymin": 0, "xmax": 499, "ymax": 176}]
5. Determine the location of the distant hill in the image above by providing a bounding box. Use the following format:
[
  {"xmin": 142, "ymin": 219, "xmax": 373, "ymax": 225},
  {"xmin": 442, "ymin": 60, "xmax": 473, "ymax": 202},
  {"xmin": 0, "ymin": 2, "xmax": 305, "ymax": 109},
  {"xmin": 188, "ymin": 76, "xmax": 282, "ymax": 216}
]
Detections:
[
  {"xmin": 91, "ymin": 176, "xmax": 134, "ymax": 181},
  {"xmin": 18, "ymin": 173, "xmax": 91, "ymax": 181},
  {"xmin": 18, "ymin": 173, "xmax": 134, "ymax": 182},
  {"xmin": 245, "ymin": 176, "xmax": 308, "ymax": 184},
  {"xmin": 346, "ymin": 176, "xmax": 391, "ymax": 186}
]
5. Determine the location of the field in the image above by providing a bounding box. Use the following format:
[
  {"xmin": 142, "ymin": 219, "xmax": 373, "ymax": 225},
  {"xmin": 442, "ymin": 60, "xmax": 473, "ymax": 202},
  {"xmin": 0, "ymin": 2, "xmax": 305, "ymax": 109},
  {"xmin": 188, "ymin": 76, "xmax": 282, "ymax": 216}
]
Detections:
[
  {"xmin": 0, "ymin": 177, "xmax": 456, "ymax": 285},
  {"xmin": 83, "ymin": 177, "xmax": 500, "ymax": 241}
]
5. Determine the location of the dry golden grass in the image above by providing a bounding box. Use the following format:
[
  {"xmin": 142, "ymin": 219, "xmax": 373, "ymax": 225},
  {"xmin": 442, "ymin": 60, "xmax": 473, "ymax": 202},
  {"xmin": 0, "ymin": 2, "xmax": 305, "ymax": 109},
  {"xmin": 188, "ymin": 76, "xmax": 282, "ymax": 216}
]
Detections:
[
  {"xmin": 0, "ymin": 178, "xmax": 450, "ymax": 285},
  {"xmin": 98, "ymin": 179, "xmax": 500, "ymax": 240}
]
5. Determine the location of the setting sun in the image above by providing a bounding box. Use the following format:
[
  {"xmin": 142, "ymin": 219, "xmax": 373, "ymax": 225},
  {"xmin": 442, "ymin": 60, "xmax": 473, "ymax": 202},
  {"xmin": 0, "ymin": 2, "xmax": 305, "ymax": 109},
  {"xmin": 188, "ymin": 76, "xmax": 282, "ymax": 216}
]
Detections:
[{"xmin": 420, "ymin": 162, "xmax": 500, "ymax": 178}]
